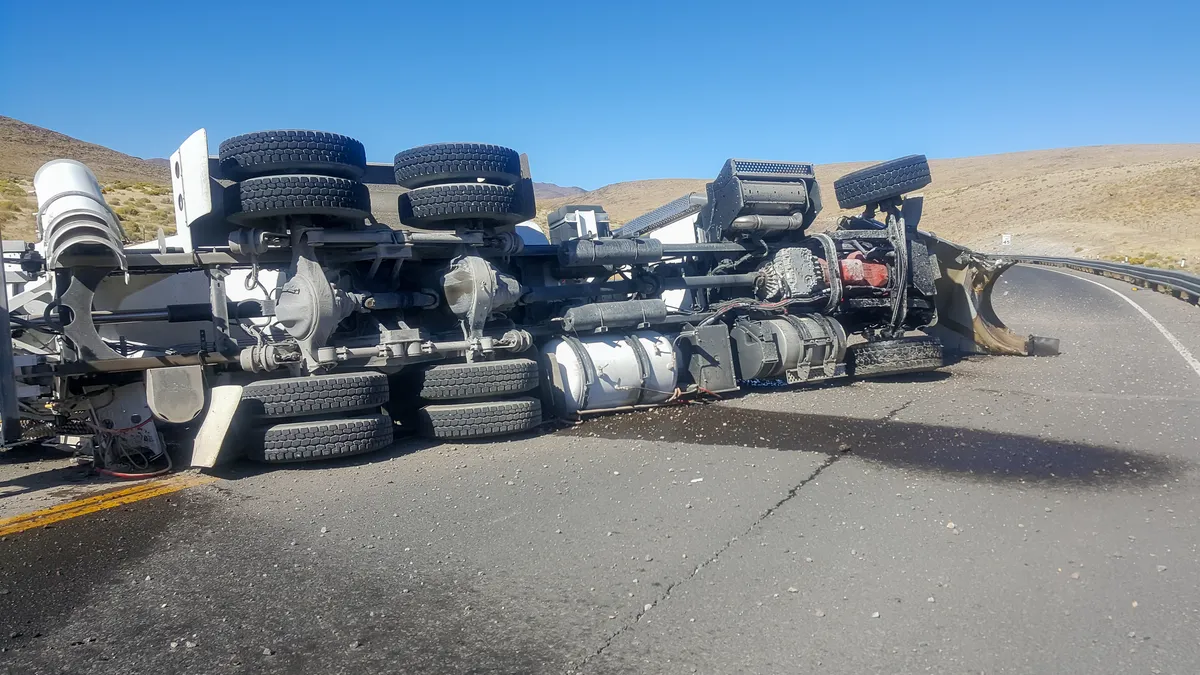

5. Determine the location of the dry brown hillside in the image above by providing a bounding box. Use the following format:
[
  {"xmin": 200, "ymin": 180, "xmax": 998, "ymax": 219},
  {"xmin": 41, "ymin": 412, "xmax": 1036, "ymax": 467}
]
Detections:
[
  {"xmin": 541, "ymin": 146, "xmax": 1200, "ymax": 266},
  {"xmin": 3, "ymin": 115, "xmax": 1198, "ymax": 266},
  {"xmin": 0, "ymin": 117, "xmax": 174, "ymax": 242},
  {"xmin": 0, "ymin": 116, "xmax": 168, "ymax": 184}
]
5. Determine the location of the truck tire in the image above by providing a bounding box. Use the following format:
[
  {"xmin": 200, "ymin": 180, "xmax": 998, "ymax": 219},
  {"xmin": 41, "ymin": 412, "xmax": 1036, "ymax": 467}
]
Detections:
[
  {"xmin": 219, "ymin": 130, "xmax": 367, "ymax": 180},
  {"xmin": 241, "ymin": 371, "xmax": 389, "ymax": 419},
  {"xmin": 833, "ymin": 155, "xmax": 931, "ymax": 209},
  {"xmin": 248, "ymin": 413, "xmax": 394, "ymax": 463},
  {"xmin": 393, "ymin": 142, "xmax": 521, "ymax": 189},
  {"xmin": 229, "ymin": 175, "xmax": 371, "ymax": 223},
  {"xmin": 848, "ymin": 336, "xmax": 945, "ymax": 378},
  {"xmin": 415, "ymin": 359, "xmax": 540, "ymax": 400},
  {"xmin": 399, "ymin": 183, "xmax": 521, "ymax": 225},
  {"xmin": 418, "ymin": 398, "xmax": 542, "ymax": 440}
]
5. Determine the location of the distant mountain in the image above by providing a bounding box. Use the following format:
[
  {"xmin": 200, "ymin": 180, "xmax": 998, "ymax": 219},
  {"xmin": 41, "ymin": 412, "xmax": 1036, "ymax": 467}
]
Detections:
[
  {"xmin": 0, "ymin": 116, "xmax": 169, "ymax": 183},
  {"xmin": 537, "ymin": 179, "xmax": 707, "ymax": 225},
  {"xmin": 533, "ymin": 182, "xmax": 586, "ymax": 200}
]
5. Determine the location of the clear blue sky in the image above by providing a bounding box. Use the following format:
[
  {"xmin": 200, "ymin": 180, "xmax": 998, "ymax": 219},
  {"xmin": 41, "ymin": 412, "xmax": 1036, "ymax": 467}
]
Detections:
[{"xmin": 2, "ymin": 0, "xmax": 1197, "ymax": 189}]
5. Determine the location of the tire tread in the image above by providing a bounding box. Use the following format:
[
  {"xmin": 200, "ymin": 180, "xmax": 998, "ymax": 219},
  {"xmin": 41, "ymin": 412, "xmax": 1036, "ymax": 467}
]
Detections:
[
  {"xmin": 400, "ymin": 183, "xmax": 519, "ymax": 224},
  {"xmin": 849, "ymin": 336, "xmax": 944, "ymax": 377},
  {"xmin": 242, "ymin": 372, "xmax": 389, "ymax": 419},
  {"xmin": 251, "ymin": 414, "xmax": 393, "ymax": 463},
  {"xmin": 219, "ymin": 130, "xmax": 366, "ymax": 180},
  {"xmin": 393, "ymin": 142, "xmax": 521, "ymax": 189},
  {"xmin": 418, "ymin": 398, "xmax": 541, "ymax": 440},
  {"xmin": 231, "ymin": 175, "xmax": 370, "ymax": 221},
  {"xmin": 416, "ymin": 359, "xmax": 540, "ymax": 400},
  {"xmin": 833, "ymin": 155, "xmax": 932, "ymax": 209}
]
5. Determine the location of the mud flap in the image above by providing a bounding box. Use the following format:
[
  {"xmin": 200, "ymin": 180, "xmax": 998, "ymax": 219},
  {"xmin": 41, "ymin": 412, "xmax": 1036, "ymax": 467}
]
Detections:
[
  {"xmin": 924, "ymin": 236, "xmax": 1059, "ymax": 356},
  {"xmin": 191, "ymin": 384, "xmax": 243, "ymax": 468}
]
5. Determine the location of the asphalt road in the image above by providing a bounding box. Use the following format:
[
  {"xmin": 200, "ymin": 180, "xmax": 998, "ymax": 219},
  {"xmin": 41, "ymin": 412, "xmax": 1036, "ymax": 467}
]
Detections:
[{"xmin": 2, "ymin": 264, "xmax": 1198, "ymax": 674}]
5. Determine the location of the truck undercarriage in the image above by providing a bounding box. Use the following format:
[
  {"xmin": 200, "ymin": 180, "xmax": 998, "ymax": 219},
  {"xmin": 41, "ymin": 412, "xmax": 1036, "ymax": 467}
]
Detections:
[{"xmin": 0, "ymin": 129, "xmax": 1057, "ymax": 473}]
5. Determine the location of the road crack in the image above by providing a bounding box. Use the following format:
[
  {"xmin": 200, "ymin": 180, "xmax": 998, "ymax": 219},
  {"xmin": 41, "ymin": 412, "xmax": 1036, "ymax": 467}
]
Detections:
[
  {"xmin": 567, "ymin": 453, "xmax": 844, "ymax": 673},
  {"xmin": 882, "ymin": 399, "xmax": 915, "ymax": 421}
]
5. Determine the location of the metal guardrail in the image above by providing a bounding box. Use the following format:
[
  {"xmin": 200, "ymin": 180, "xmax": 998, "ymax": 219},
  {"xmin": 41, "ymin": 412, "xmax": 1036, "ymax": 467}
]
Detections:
[{"xmin": 1011, "ymin": 256, "xmax": 1200, "ymax": 306}]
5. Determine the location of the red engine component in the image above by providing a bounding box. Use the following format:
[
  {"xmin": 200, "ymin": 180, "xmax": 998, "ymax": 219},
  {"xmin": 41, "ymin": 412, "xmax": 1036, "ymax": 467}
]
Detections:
[{"xmin": 839, "ymin": 253, "xmax": 889, "ymax": 288}]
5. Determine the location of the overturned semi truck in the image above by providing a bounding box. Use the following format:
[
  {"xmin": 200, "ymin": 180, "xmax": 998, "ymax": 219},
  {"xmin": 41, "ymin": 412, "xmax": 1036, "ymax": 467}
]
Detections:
[{"xmin": 0, "ymin": 130, "xmax": 1057, "ymax": 473}]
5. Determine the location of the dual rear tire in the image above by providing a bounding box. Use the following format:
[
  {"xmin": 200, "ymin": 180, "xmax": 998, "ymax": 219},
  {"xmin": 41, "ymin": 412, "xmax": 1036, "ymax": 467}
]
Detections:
[
  {"xmin": 402, "ymin": 359, "xmax": 543, "ymax": 440},
  {"xmin": 240, "ymin": 371, "xmax": 393, "ymax": 463},
  {"xmin": 238, "ymin": 361, "xmax": 545, "ymax": 461},
  {"xmin": 219, "ymin": 133, "xmax": 534, "ymax": 227},
  {"xmin": 219, "ymin": 130, "xmax": 372, "ymax": 225},
  {"xmin": 394, "ymin": 142, "xmax": 531, "ymax": 228}
]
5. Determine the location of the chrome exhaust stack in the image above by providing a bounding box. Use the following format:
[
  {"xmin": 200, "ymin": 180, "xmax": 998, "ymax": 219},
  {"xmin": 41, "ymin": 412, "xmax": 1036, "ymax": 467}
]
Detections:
[{"xmin": 33, "ymin": 159, "xmax": 127, "ymax": 272}]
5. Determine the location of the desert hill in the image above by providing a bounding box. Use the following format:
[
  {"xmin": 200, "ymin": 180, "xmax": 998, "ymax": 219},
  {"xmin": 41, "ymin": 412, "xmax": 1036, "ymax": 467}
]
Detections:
[
  {"xmin": 0, "ymin": 116, "xmax": 174, "ymax": 241},
  {"xmin": 0, "ymin": 116, "xmax": 168, "ymax": 184},
  {"xmin": 539, "ymin": 146, "xmax": 1200, "ymax": 265},
  {"xmin": 532, "ymin": 182, "xmax": 586, "ymax": 199},
  {"xmin": 2, "ymin": 116, "xmax": 1198, "ymax": 265}
]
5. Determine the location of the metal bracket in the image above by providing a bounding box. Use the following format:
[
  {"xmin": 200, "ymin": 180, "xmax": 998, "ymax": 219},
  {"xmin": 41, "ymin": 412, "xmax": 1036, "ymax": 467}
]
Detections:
[
  {"xmin": 811, "ymin": 233, "xmax": 842, "ymax": 313},
  {"xmin": 207, "ymin": 266, "xmax": 236, "ymax": 354},
  {"xmin": 58, "ymin": 267, "xmax": 123, "ymax": 361}
]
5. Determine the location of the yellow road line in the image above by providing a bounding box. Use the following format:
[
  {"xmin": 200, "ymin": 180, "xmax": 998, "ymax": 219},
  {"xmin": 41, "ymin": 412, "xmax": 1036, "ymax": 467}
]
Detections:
[{"xmin": 0, "ymin": 473, "xmax": 216, "ymax": 537}]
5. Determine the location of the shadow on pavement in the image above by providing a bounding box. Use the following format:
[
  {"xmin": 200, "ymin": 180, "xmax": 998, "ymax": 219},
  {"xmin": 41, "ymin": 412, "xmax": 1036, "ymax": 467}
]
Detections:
[
  {"xmin": 563, "ymin": 403, "xmax": 1183, "ymax": 488},
  {"xmin": 0, "ymin": 444, "xmax": 97, "ymax": 501},
  {"xmin": 0, "ymin": 487, "xmax": 562, "ymax": 675}
]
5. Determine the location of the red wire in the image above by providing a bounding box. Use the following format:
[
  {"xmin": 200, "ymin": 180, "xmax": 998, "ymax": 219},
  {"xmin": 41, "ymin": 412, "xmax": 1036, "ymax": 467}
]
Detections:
[{"xmin": 98, "ymin": 467, "xmax": 170, "ymax": 479}]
